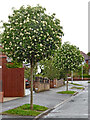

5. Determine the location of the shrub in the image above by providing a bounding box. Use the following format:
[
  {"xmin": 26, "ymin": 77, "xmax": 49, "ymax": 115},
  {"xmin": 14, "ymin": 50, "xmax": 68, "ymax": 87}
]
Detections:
[{"xmin": 6, "ymin": 62, "xmax": 23, "ymax": 68}]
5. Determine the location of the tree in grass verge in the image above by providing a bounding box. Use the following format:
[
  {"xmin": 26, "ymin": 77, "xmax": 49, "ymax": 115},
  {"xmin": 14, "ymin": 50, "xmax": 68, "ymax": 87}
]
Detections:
[
  {"xmin": 1, "ymin": 5, "xmax": 64, "ymax": 109},
  {"xmin": 55, "ymin": 42, "xmax": 84, "ymax": 91}
]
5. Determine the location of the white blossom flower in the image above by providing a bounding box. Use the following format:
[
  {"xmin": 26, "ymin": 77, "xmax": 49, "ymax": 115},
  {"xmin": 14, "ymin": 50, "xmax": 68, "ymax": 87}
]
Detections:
[
  {"xmin": 23, "ymin": 20, "xmax": 26, "ymax": 23},
  {"xmin": 39, "ymin": 37, "xmax": 41, "ymax": 39},
  {"xmin": 16, "ymin": 37, "xmax": 18, "ymax": 39},
  {"xmin": 28, "ymin": 46, "xmax": 30, "ymax": 48},
  {"xmin": 23, "ymin": 37, "xmax": 25, "ymax": 39},
  {"xmin": 46, "ymin": 32, "xmax": 49, "ymax": 36},
  {"xmin": 27, "ymin": 19, "xmax": 29, "ymax": 22},
  {"xmin": 29, "ymin": 36, "xmax": 31, "ymax": 39},
  {"xmin": 40, "ymin": 44, "xmax": 43, "ymax": 47},
  {"xmin": 34, "ymin": 30, "xmax": 36, "ymax": 32},
  {"xmin": 20, "ymin": 33, "xmax": 23, "ymax": 36},
  {"xmin": 7, "ymin": 36, "xmax": 9, "ymax": 38},
  {"xmin": 40, "ymin": 28, "xmax": 42, "ymax": 30},
  {"xmin": 33, "ymin": 16, "xmax": 36, "ymax": 19},
  {"xmin": 20, "ymin": 23, "xmax": 22, "ymax": 25},
  {"xmin": 28, "ymin": 14, "xmax": 30, "ymax": 17},
  {"xmin": 20, "ymin": 42, "xmax": 22, "ymax": 45},
  {"xmin": 44, "ymin": 35, "xmax": 46, "ymax": 38},
  {"xmin": 10, "ymin": 28, "xmax": 13, "ymax": 30}
]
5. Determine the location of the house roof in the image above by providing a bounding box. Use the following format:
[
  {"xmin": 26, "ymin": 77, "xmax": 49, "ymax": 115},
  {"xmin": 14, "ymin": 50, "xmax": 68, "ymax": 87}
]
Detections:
[{"xmin": 80, "ymin": 51, "xmax": 90, "ymax": 60}]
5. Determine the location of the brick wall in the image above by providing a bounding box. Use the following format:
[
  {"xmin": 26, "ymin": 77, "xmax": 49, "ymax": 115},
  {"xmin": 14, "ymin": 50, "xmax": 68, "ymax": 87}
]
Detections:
[
  {"xmin": 29, "ymin": 77, "xmax": 50, "ymax": 92},
  {"xmin": 50, "ymin": 79, "xmax": 65, "ymax": 88}
]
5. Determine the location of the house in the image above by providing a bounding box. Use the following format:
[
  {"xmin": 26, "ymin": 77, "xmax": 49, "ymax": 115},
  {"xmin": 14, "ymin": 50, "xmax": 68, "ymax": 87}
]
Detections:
[{"xmin": 80, "ymin": 51, "xmax": 90, "ymax": 75}]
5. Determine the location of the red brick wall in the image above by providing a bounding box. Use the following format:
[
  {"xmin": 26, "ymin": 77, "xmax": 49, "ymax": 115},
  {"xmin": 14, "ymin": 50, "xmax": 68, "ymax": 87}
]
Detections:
[{"xmin": 50, "ymin": 79, "xmax": 65, "ymax": 88}]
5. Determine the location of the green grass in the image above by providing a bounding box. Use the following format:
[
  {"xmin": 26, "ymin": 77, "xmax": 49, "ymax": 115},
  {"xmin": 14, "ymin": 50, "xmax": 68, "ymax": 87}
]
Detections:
[
  {"xmin": 88, "ymin": 81, "xmax": 90, "ymax": 83},
  {"xmin": 69, "ymin": 83, "xmax": 83, "ymax": 86},
  {"xmin": 57, "ymin": 91, "xmax": 76, "ymax": 94},
  {"xmin": 2, "ymin": 104, "xmax": 48, "ymax": 116},
  {"xmin": 71, "ymin": 86, "xmax": 85, "ymax": 90}
]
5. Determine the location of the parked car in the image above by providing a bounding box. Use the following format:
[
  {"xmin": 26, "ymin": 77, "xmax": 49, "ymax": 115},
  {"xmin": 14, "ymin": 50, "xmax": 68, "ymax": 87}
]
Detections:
[{"xmin": 25, "ymin": 79, "xmax": 30, "ymax": 88}]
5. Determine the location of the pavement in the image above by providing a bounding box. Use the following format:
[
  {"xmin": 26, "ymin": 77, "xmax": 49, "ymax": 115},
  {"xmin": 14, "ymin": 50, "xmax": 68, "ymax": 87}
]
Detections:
[
  {"xmin": 0, "ymin": 81, "xmax": 88, "ymax": 120},
  {"xmin": 3, "ymin": 89, "xmax": 31, "ymax": 102}
]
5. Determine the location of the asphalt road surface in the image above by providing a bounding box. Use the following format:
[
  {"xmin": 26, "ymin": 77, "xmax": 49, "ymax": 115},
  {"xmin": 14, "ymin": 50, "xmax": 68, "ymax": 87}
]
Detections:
[{"xmin": 43, "ymin": 84, "xmax": 88, "ymax": 119}]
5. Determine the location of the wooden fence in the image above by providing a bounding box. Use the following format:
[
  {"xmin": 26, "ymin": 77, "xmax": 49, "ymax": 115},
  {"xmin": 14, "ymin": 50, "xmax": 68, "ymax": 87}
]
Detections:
[
  {"xmin": 0, "ymin": 55, "xmax": 25, "ymax": 98},
  {"xmin": 2, "ymin": 68, "xmax": 24, "ymax": 97}
]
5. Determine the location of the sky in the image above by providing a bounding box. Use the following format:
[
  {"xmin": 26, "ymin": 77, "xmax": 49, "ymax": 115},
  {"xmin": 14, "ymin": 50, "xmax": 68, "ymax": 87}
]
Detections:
[{"xmin": 0, "ymin": 0, "xmax": 89, "ymax": 53}]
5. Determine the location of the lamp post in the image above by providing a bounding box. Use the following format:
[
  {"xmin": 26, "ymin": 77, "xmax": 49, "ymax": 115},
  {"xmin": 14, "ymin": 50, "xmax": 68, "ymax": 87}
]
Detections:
[
  {"xmin": 82, "ymin": 62, "xmax": 84, "ymax": 80},
  {"xmin": 71, "ymin": 71, "xmax": 73, "ymax": 83}
]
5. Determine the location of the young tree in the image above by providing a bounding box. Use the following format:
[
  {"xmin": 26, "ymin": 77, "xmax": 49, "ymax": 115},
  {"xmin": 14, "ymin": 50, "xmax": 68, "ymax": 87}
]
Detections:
[
  {"xmin": 1, "ymin": 5, "xmax": 64, "ymax": 109},
  {"xmin": 39, "ymin": 57, "xmax": 60, "ymax": 80},
  {"xmin": 55, "ymin": 42, "xmax": 84, "ymax": 91}
]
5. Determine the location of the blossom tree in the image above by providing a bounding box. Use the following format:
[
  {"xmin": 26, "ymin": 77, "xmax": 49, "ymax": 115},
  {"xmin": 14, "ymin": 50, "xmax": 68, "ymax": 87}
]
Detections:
[
  {"xmin": 55, "ymin": 42, "xmax": 84, "ymax": 91},
  {"xmin": 1, "ymin": 5, "xmax": 64, "ymax": 109}
]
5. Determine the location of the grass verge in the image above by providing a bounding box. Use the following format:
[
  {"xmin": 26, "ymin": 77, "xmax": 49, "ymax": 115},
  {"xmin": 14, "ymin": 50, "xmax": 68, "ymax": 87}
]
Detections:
[
  {"xmin": 57, "ymin": 91, "xmax": 76, "ymax": 94},
  {"xmin": 69, "ymin": 83, "xmax": 83, "ymax": 86},
  {"xmin": 70, "ymin": 86, "xmax": 85, "ymax": 90},
  {"xmin": 2, "ymin": 104, "xmax": 48, "ymax": 116}
]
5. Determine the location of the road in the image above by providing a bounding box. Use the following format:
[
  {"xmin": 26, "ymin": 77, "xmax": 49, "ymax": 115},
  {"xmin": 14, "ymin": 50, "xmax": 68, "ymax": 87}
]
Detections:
[{"xmin": 43, "ymin": 83, "xmax": 88, "ymax": 119}]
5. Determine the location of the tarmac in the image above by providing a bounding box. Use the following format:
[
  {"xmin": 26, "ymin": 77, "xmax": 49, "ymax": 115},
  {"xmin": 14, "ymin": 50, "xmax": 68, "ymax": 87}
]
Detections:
[{"xmin": 0, "ymin": 81, "xmax": 88, "ymax": 120}]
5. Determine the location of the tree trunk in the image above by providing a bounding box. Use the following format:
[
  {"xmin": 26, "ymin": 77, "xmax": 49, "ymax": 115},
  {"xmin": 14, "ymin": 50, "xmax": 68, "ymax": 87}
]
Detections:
[
  {"xmin": 30, "ymin": 61, "xmax": 34, "ymax": 110},
  {"xmin": 66, "ymin": 74, "xmax": 68, "ymax": 91}
]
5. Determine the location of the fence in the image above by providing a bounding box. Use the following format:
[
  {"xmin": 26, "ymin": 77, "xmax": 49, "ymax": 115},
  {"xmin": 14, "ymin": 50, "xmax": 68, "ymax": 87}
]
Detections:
[
  {"xmin": 3, "ymin": 68, "xmax": 24, "ymax": 97},
  {"xmin": 0, "ymin": 55, "xmax": 25, "ymax": 99}
]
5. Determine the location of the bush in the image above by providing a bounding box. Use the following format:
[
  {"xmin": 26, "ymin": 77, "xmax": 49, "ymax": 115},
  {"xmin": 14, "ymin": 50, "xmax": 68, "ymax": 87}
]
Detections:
[
  {"xmin": 80, "ymin": 74, "xmax": 90, "ymax": 78},
  {"xmin": 6, "ymin": 62, "xmax": 23, "ymax": 68}
]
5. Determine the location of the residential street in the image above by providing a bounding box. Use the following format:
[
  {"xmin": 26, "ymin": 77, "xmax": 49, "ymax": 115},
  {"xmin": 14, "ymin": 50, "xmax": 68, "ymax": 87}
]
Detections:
[
  {"xmin": 0, "ymin": 81, "xmax": 88, "ymax": 120},
  {"xmin": 43, "ymin": 82, "xmax": 88, "ymax": 119},
  {"xmin": 1, "ymin": 83, "xmax": 72, "ymax": 119}
]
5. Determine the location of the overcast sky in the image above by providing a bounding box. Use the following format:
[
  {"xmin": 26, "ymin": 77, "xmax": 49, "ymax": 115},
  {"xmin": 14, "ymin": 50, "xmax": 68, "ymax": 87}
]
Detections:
[{"xmin": 0, "ymin": 0, "xmax": 89, "ymax": 53}]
